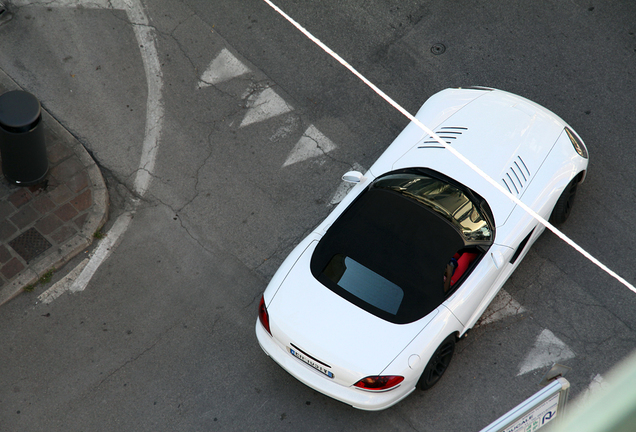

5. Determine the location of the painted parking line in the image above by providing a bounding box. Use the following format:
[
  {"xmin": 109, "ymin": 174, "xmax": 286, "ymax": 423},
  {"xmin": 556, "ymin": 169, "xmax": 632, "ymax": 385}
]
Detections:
[
  {"xmin": 240, "ymin": 87, "xmax": 293, "ymax": 127},
  {"xmin": 68, "ymin": 211, "xmax": 135, "ymax": 293},
  {"xmin": 38, "ymin": 210, "xmax": 135, "ymax": 302},
  {"xmin": 269, "ymin": 115, "xmax": 301, "ymax": 143},
  {"xmin": 282, "ymin": 124, "xmax": 336, "ymax": 167},
  {"xmin": 198, "ymin": 48, "xmax": 251, "ymax": 88},
  {"xmin": 518, "ymin": 329, "xmax": 575, "ymax": 376},
  {"xmin": 476, "ymin": 289, "xmax": 526, "ymax": 327},
  {"xmin": 38, "ymin": 258, "xmax": 89, "ymax": 304},
  {"xmin": 197, "ymin": 46, "xmax": 342, "ymax": 169},
  {"xmin": 582, "ymin": 374, "xmax": 606, "ymax": 402},
  {"xmin": 20, "ymin": 0, "xmax": 163, "ymax": 301},
  {"xmin": 13, "ymin": 0, "xmax": 164, "ymax": 198}
]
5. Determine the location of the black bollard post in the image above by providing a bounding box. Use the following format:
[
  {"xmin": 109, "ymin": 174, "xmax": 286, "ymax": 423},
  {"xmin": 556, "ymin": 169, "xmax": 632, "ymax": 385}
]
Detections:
[{"xmin": 0, "ymin": 91, "xmax": 49, "ymax": 186}]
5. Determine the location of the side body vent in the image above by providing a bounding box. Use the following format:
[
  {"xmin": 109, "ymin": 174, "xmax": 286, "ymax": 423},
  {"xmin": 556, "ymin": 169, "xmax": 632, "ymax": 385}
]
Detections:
[
  {"xmin": 418, "ymin": 127, "xmax": 468, "ymax": 148},
  {"xmin": 502, "ymin": 156, "xmax": 531, "ymax": 195}
]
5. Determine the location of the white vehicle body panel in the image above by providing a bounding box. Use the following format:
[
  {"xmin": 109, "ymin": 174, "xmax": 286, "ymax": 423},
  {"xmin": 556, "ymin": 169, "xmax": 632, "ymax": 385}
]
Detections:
[
  {"xmin": 256, "ymin": 87, "xmax": 589, "ymax": 411},
  {"xmin": 267, "ymin": 240, "xmax": 440, "ymax": 387}
]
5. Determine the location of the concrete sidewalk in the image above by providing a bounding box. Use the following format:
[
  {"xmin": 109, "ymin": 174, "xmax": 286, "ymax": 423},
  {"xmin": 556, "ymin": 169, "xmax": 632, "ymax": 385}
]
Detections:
[{"xmin": 0, "ymin": 69, "xmax": 108, "ymax": 305}]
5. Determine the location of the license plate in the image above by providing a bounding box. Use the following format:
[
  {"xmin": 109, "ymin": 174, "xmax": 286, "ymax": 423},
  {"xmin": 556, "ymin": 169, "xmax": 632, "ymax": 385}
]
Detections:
[{"xmin": 288, "ymin": 347, "xmax": 334, "ymax": 379}]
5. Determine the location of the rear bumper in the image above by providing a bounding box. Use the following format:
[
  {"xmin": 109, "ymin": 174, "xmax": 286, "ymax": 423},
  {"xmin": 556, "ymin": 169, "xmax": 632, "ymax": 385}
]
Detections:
[{"xmin": 255, "ymin": 319, "xmax": 415, "ymax": 411}]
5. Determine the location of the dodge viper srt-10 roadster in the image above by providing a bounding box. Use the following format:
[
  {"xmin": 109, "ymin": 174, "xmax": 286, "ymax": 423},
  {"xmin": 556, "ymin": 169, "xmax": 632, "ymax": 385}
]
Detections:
[{"xmin": 256, "ymin": 87, "xmax": 589, "ymax": 410}]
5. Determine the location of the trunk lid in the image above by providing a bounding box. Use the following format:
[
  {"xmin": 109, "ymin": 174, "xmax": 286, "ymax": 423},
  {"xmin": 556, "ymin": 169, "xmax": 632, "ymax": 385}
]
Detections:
[{"xmin": 268, "ymin": 240, "xmax": 437, "ymax": 386}]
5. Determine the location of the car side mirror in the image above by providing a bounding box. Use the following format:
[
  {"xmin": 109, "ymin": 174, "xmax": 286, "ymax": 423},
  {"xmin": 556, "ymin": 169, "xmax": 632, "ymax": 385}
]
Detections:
[{"xmin": 342, "ymin": 171, "xmax": 364, "ymax": 183}]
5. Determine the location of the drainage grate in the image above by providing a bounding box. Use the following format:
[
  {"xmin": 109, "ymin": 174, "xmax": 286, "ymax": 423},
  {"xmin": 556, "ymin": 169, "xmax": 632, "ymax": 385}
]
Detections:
[{"xmin": 9, "ymin": 228, "xmax": 52, "ymax": 262}]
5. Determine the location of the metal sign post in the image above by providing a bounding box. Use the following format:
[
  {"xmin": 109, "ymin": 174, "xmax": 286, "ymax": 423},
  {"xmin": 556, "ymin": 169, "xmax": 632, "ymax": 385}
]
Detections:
[{"xmin": 479, "ymin": 377, "xmax": 570, "ymax": 432}]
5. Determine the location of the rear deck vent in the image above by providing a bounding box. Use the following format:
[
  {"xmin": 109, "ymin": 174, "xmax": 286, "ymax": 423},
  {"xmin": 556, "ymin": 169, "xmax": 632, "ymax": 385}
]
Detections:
[
  {"xmin": 418, "ymin": 126, "xmax": 468, "ymax": 148},
  {"xmin": 502, "ymin": 156, "xmax": 531, "ymax": 195}
]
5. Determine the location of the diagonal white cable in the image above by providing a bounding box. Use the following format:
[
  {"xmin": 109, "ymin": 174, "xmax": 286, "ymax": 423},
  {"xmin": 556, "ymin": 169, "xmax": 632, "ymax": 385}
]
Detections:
[{"xmin": 262, "ymin": 0, "xmax": 635, "ymax": 294}]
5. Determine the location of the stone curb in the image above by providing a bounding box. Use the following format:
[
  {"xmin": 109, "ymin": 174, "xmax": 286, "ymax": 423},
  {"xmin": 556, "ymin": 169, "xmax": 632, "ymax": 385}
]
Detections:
[{"xmin": 0, "ymin": 69, "xmax": 109, "ymax": 305}]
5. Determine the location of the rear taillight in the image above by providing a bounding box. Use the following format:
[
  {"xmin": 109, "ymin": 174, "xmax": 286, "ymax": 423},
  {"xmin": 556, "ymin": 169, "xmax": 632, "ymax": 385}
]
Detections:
[
  {"xmin": 258, "ymin": 295, "xmax": 271, "ymax": 335},
  {"xmin": 353, "ymin": 375, "xmax": 404, "ymax": 391}
]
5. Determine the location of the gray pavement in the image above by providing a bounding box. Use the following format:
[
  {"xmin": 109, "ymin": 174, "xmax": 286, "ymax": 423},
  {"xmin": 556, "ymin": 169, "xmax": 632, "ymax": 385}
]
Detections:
[
  {"xmin": 1, "ymin": 0, "xmax": 635, "ymax": 430},
  {"xmin": 0, "ymin": 69, "xmax": 108, "ymax": 305}
]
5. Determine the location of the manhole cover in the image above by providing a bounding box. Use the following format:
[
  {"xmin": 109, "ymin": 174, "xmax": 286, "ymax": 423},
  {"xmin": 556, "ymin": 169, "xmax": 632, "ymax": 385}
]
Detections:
[
  {"xmin": 431, "ymin": 43, "xmax": 446, "ymax": 55},
  {"xmin": 9, "ymin": 227, "xmax": 51, "ymax": 262}
]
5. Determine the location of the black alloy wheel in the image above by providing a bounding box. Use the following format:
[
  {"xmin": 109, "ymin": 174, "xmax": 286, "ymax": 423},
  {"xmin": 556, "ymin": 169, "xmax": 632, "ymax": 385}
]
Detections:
[
  {"xmin": 418, "ymin": 335, "xmax": 456, "ymax": 390},
  {"xmin": 550, "ymin": 178, "xmax": 579, "ymax": 225}
]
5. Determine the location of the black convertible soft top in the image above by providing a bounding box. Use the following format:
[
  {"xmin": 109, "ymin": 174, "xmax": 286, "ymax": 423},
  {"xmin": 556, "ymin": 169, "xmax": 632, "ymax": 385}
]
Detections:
[{"xmin": 311, "ymin": 187, "xmax": 466, "ymax": 324}]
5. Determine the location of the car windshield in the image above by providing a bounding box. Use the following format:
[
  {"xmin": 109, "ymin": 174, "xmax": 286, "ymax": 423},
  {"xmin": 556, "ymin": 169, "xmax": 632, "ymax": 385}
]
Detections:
[{"xmin": 372, "ymin": 173, "xmax": 492, "ymax": 242}]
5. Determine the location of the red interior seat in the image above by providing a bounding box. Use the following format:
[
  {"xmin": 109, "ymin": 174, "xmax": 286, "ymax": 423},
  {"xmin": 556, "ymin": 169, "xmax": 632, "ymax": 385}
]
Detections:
[{"xmin": 451, "ymin": 252, "xmax": 478, "ymax": 285}]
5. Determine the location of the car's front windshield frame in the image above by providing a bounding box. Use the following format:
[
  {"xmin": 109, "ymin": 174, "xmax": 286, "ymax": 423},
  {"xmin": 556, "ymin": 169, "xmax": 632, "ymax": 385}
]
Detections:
[{"xmin": 372, "ymin": 169, "xmax": 495, "ymax": 244}]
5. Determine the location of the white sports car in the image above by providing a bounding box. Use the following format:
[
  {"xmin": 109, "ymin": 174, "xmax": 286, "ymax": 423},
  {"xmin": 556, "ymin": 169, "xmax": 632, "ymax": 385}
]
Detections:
[{"xmin": 255, "ymin": 87, "xmax": 589, "ymax": 411}]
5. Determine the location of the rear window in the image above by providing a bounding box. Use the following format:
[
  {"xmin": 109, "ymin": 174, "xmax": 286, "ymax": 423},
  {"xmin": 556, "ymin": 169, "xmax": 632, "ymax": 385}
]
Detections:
[{"xmin": 323, "ymin": 254, "xmax": 404, "ymax": 315}]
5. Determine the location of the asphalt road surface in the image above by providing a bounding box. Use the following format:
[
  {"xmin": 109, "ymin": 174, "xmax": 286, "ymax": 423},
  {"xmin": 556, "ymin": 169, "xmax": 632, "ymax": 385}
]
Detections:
[{"xmin": 1, "ymin": 1, "xmax": 635, "ymax": 430}]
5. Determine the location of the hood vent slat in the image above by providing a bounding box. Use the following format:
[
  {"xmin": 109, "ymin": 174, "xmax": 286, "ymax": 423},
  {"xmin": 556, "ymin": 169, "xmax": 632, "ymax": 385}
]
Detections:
[
  {"xmin": 418, "ymin": 126, "xmax": 467, "ymax": 148},
  {"xmin": 502, "ymin": 156, "xmax": 531, "ymax": 196}
]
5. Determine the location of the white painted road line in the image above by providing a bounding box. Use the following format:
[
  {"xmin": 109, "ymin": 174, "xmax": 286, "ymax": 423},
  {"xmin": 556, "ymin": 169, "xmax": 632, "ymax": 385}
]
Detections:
[
  {"xmin": 14, "ymin": 0, "xmax": 164, "ymax": 197},
  {"xmin": 262, "ymin": 0, "xmax": 636, "ymax": 295},
  {"xmin": 38, "ymin": 258, "xmax": 89, "ymax": 304},
  {"xmin": 111, "ymin": 0, "xmax": 165, "ymax": 198},
  {"xmin": 38, "ymin": 211, "xmax": 134, "ymax": 302},
  {"xmin": 518, "ymin": 329, "xmax": 575, "ymax": 376},
  {"xmin": 21, "ymin": 0, "xmax": 163, "ymax": 301},
  {"xmin": 282, "ymin": 124, "xmax": 336, "ymax": 167},
  {"xmin": 199, "ymin": 48, "xmax": 251, "ymax": 88},
  {"xmin": 476, "ymin": 289, "xmax": 526, "ymax": 327},
  {"xmin": 240, "ymin": 87, "xmax": 293, "ymax": 127},
  {"xmin": 582, "ymin": 374, "xmax": 607, "ymax": 402},
  {"xmin": 269, "ymin": 115, "xmax": 301, "ymax": 143},
  {"xmin": 69, "ymin": 211, "xmax": 134, "ymax": 293}
]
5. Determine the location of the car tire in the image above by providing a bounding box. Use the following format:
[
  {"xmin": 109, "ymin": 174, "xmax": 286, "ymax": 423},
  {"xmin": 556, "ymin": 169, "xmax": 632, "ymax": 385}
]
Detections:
[
  {"xmin": 418, "ymin": 335, "xmax": 456, "ymax": 390},
  {"xmin": 550, "ymin": 178, "xmax": 578, "ymax": 225}
]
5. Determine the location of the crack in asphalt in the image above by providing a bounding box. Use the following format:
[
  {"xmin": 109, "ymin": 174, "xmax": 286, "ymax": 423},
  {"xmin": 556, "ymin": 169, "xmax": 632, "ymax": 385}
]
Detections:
[{"xmin": 96, "ymin": 337, "xmax": 161, "ymax": 389}]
